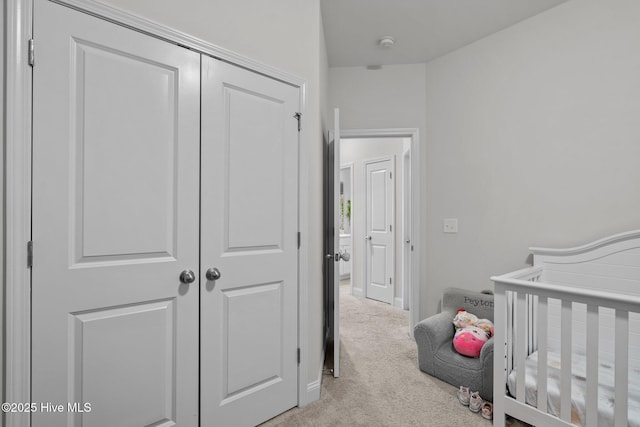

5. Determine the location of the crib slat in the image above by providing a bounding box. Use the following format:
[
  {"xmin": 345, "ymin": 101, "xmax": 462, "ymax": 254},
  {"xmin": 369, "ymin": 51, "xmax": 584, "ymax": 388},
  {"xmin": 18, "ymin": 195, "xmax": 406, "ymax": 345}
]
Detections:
[
  {"xmin": 507, "ymin": 291, "xmax": 514, "ymax": 377},
  {"xmin": 537, "ymin": 296, "xmax": 548, "ymax": 414},
  {"xmin": 585, "ymin": 304, "xmax": 599, "ymax": 427},
  {"xmin": 493, "ymin": 286, "xmax": 507, "ymax": 427},
  {"xmin": 529, "ymin": 295, "xmax": 536, "ymax": 354},
  {"xmin": 516, "ymin": 291, "xmax": 527, "ymax": 402},
  {"xmin": 560, "ymin": 299, "xmax": 572, "ymax": 423},
  {"xmin": 614, "ymin": 310, "xmax": 628, "ymax": 427}
]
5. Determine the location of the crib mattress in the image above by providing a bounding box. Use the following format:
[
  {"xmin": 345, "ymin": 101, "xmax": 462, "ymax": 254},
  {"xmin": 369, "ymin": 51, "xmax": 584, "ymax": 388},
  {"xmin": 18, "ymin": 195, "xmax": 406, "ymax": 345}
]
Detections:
[{"xmin": 506, "ymin": 350, "xmax": 640, "ymax": 427}]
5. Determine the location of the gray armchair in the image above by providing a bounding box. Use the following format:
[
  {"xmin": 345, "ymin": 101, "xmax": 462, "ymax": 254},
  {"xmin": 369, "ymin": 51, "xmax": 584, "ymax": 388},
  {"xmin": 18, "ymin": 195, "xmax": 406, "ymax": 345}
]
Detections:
[{"xmin": 414, "ymin": 287, "xmax": 494, "ymax": 401}]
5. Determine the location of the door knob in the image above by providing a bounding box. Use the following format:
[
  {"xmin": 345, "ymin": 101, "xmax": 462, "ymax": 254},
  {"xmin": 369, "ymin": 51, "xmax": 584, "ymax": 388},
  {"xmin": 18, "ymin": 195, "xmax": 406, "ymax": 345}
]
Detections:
[
  {"xmin": 325, "ymin": 253, "xmax": 334, "ymax": 260},
  {"xmin": 332, "ymin": 251, "xmax": 351, "ymax": 262},
  {"xmin": 179, "ymin": 270, "xmax": 196, "ymax": 284},
  {"xmin": 365, "ymin": 235, "xmax": 372, "ymax": 241},
  {"xmin": 206, "ymin": 267, "xmax": 221, "ymax": 281}
]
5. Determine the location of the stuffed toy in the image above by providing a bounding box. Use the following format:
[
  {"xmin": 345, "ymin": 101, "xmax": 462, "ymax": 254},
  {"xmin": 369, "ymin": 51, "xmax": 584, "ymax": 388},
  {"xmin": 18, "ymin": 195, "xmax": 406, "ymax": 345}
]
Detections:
[
  {"xmin": 452, "ymin": 309, "xmax": 494, "ymax": 358},
  {"xmin": 453, "ymin": 325, "xmax": 489, "ymax": 358},
  {"xmin": 452, "ymin": 309, "xmax": 478, "ymax": 329},
  {"xmin": 475, "ymin": 318, "xmax": 495, "ymax": 337}
]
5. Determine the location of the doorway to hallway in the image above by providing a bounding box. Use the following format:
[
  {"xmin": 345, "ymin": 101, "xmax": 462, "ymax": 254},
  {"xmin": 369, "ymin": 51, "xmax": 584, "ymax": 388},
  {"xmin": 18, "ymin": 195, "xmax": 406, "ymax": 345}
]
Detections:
[
  {"xmin": 325, "ymin": 127, "xmax": 421, "ymax": 382},
  {"xmin": 340, "ymin": 137, "xmax": 410, "ymax": 310}
]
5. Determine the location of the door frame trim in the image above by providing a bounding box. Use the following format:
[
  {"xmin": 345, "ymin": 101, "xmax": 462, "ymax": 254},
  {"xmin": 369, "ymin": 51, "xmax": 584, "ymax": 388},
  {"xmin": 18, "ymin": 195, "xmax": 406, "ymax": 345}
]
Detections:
[
  {"xmin": 340, "ymin": 128, "xmax": 421, "ymax": 338},
  {"xmin": 3, "ymin": 1, "xmax": 311, "ymax": 424},
  {"xmin": 402, "ymin": 149, "xmax": 412, "ymax": 310},
  {"xmin": 4, "ymin": 2, "xmax": 34, "ymax": 426}
]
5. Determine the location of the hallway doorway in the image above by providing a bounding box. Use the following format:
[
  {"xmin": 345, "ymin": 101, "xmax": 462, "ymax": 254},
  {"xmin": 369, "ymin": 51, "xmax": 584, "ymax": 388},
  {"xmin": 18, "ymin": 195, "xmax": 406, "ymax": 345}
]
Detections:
[{"xmin": 338, "ymin": 129, "xmax": 421, "ymax": 337}]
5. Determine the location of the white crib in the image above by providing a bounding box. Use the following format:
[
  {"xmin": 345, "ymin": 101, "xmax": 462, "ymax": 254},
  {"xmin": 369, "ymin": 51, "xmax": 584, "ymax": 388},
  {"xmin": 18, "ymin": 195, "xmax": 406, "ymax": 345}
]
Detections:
[{"xmin": 492, "ymin": 231, "xmax": 640, "ymax": 427}]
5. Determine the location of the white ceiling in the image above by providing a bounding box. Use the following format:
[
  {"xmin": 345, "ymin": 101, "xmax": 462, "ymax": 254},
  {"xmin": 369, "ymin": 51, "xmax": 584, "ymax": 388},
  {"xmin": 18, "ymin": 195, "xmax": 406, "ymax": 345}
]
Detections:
[{"xmin": 321, "ymin": 0, "xmax": 568, "ymax": 67}]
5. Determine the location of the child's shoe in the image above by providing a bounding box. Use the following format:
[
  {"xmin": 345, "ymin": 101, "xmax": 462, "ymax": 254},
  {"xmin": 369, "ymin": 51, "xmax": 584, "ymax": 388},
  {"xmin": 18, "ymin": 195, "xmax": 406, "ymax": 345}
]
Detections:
[
  {"xmin": 469, "ymin": 391, "xmax": 483, "ymax": 413},
  {"xmin": 456, "ymin": 386, "xmax": 470, "ymax": 406},
  {"xmin": 481, "ymin": 402, "xmax": 493, "ymax": 420}
]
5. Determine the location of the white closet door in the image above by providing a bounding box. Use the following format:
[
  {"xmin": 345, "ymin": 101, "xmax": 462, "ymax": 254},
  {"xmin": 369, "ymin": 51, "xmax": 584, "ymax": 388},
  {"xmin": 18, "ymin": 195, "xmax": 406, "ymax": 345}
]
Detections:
[
  {"xmin": 200, "ymin": 56, "xmax": 299, "ymax": 427},
  {"xmin": 31, "ymin": 1, "xmax": 200, "ymax": 426}
]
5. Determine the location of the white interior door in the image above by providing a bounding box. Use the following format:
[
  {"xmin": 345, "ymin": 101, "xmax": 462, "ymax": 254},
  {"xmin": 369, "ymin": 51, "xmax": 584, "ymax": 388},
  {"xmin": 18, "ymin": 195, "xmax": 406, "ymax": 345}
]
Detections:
[
  {"xmin": 31, "ymin": 1, "xmax": 200, "ymax": 426},
  {"xmin": 365, "ymin": 158, "xmax": 395, "ymax": 304},
  {"xmin": 332, "ymin": 109, "xmax": 341, "ymax": 378},
  {"xmin": 323, "ymin": 109, "xmax": 341, "ymax": 378},
  {"xmin": 200, "ymin": 56, "xmax": 299, "ymax": 426}
]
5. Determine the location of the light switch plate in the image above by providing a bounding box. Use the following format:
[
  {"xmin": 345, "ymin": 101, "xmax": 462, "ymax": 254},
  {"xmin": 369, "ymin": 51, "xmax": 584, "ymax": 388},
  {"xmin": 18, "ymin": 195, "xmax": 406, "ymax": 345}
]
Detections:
[{"xmin": 443, "ymin": 218, "xmax": 458, "ymax": 233}]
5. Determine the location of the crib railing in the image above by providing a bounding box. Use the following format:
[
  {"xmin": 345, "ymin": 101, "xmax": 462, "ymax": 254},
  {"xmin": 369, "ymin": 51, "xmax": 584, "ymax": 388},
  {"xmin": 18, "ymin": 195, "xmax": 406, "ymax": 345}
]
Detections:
[{"xmin": 492, "ymin": 267, "xmax": 640, "ymax": 427}]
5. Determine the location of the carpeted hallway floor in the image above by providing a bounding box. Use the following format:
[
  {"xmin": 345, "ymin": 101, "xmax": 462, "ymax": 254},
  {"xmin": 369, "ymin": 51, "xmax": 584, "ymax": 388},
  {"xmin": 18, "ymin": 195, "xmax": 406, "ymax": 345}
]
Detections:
[{"xmin": 261, "ymin": 282, "xmax": 494, "ymax": 426}]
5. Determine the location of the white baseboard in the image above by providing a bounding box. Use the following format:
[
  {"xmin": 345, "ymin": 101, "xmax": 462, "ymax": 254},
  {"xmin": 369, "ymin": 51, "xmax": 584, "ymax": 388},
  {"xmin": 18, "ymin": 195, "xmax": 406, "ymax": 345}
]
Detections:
[
  {"xmin": 394, "ymin": 297, "xmax": 404, "ymax": 309},
  {"xmin": 352, "ymin": 287, "xmax": 363, "ymax": 297}
]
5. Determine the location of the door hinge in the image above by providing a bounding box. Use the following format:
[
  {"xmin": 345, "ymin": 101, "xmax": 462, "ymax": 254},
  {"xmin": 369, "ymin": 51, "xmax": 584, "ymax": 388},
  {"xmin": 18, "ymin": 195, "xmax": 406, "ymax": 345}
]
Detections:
[
  {"xmin": 294, "ymin": 112, "xmax": 302, "ymax": 132},
  {"xmin": 297, "ymin": 348, "xmax": 300, "ymax": 364},
  {"xmin": 389, "ymin": 277, "xmax": 392, "ymax": 285},
  {"xmin": 389, "ymin": 224, "xmax": 392, "ymax": 232},
  {"xmin": 390, "ymin": 171, "xmax": 392, "ymax": 179},
  {"xmin": 28, "ymin": 39, "xmax": 35, "ymax": 67},
  {"xmin": 297, "ymin": 232, "xmax": 301, "ymax": 249},
  {"xmin": 27, "ymin": 241, "xmax": 33, "ymax": 268}
]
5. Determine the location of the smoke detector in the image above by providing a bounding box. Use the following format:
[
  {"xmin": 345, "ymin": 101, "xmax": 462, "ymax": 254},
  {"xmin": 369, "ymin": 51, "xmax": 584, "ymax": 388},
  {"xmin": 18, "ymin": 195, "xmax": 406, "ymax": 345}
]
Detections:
[{"xmin": 378, "ymin": 36, "xmax": 395, "ymax": 48}]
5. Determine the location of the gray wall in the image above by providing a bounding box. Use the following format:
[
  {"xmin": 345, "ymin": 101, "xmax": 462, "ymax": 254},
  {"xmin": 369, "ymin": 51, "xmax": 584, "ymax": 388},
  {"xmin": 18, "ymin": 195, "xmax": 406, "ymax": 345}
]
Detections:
[
  {"xmin": 328, "ymin": 62, "xmax": 428, "ymax": 262},
  {"xmin": 422, "ymin": 0, "xmax": 640, "ymax": 317},
  {"xmin": 330, "ymin": 64, "xmax": 428, "ymax": 316},
  {"xmin": 318, "ymin": 8, "xmax": 330, "ymax": 389},
  {"xmin": 330, "ymin": 0, "xmax": 640, "ymax": 321},
  {"xmin": 1, "ymin": 0, "xmax": 5, "ymax": 404}
]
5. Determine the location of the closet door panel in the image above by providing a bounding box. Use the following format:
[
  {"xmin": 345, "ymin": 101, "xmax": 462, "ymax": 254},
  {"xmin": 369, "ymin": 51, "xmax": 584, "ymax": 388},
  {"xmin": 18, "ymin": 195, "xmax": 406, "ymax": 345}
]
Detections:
[
  {"xmin": 200, "ymin": 56, "xmax": 299, "ymax": 427},
  {"xmin": 225, "ymin": 86, "xmax": 285, "ymax": 249},
  {"xmin": 31, "ymin": 1, "xmax": 200, "ymax": 426}
]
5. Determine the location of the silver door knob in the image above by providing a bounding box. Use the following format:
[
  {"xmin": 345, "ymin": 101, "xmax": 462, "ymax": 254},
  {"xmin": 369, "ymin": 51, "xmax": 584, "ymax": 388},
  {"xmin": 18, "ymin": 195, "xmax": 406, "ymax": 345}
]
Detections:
[
  {"xmin": 332, "ymin": 251, "xmax": 351, "ymax": 262},
  {"xmin": 365, "ymin": 235, "xmax": 372, "ymax": 241},
  {"xmin": 179, "ymin": 270, "xmax": 196, "ymax": 284},
  {"xmin": 206, "ymin": 267, "xmax": 221, "ymax": 281},
  {"xmin": 325, "ymin": 253, "xmax": 334, "ymax": 260}
]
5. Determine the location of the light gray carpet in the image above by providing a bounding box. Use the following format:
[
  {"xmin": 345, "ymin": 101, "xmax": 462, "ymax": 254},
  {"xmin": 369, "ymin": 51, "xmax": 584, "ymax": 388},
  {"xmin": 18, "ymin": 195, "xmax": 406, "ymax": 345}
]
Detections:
[{"xmin": 261, "ymin": 282, "xmax": 497, "ymax": 427}]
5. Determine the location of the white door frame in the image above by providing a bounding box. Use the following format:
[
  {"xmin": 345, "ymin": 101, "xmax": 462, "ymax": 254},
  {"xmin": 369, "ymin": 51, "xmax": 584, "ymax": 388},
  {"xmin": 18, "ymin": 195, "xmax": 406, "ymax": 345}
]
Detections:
[
  {"xmin": 402, "ymin": 149, "xmax": 411, "ymax": 310},
  {"xmin": 3, "ymin": 1, "xmax": 313, "ymax": 425},
  {"xmin": 340, "ymin": 129, "xmax": 421, "ymax": 338}
]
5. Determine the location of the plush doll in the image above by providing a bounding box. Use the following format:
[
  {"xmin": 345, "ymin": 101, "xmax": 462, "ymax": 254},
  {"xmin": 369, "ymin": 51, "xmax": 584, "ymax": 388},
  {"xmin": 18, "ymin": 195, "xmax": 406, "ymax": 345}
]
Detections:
[
  {"xmin": 452, "ymin": 309, "xmax": 478, "ymax": 329},
  {"xmin": 475, "ymin": 318, "xmax": 495, "ymax": 337},
  {"xmin": 452, "ymin": 309, "xmax": 494, "ymax": 358},
  {"xmin": 453, "ymin": 325, "xmax": 490, "ymax": 358}
]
